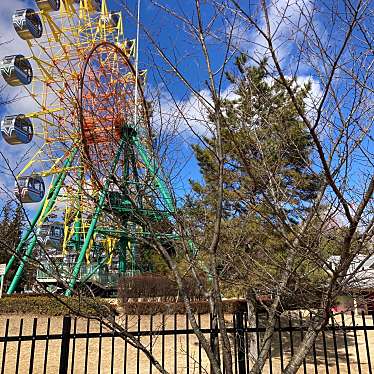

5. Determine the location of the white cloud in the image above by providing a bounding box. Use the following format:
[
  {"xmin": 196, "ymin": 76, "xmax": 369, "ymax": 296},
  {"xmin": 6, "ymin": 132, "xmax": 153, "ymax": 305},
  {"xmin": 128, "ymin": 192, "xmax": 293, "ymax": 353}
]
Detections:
[
  {"xmin": 296, "ymin": 75, "xmax": 322, "ymax": 117},
  {"xmin": 153, "ymin": 73, "xmax": 322, "ymax": 143},
  {"xmin": 151, "ymin": 84, "xmax": 239, "ymax": 141},
  {"xmin": 153, "ymin": 89, "xmax": 213, "ymax": 138},
  {"xmin": 230, "ymin": 0, "xmax": 317, "ymax": 72},
  {"xmin": 223, "ymin": 1, "xmax": 324, "ymax": 125}
]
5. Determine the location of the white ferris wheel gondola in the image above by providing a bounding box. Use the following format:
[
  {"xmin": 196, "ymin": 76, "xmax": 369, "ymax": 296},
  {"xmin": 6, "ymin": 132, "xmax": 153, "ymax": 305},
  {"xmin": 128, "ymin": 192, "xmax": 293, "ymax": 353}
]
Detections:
[
  {"xmin": 1, "ymin": 115, "xmax": 33, "ymax": 145},
  {"xmin": 101, "ymin": 12, "xmax": 120, "ymax": 27},
  {"xmin": 37, "ymin": 222, "xmax": 64, "ymax": 251},
  {"xmin": 14, "ymin": 175, "xmax": 45, "ymax": 204},
  {"xmin": 12, "ymin": 9, "xmax": 43, "ymax": 40},
  {"xmin": 0, "ymin": 55, "xmax": 33, "ymax": 86}
]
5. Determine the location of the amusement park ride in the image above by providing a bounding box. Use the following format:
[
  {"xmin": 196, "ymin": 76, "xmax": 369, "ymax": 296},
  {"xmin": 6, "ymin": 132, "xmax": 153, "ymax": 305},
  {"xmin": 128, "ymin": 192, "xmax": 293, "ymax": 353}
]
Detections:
[{"xmin": 0, "ymin": 0, "xmax": 175, "ymax": 295}]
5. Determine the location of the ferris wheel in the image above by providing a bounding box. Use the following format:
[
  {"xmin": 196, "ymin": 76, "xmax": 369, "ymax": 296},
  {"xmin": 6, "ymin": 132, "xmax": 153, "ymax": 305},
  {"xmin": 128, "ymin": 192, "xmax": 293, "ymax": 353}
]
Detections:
[{"xmin": 0, "ymin": 0, "xmax": 174, "ymax": 295}]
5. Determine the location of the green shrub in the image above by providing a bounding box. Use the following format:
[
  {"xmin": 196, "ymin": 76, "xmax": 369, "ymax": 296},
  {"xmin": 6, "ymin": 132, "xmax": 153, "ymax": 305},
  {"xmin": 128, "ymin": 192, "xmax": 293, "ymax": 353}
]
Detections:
[{"xmin": 0, "ymin": 294, "xmax": 117, "ymax": 316}]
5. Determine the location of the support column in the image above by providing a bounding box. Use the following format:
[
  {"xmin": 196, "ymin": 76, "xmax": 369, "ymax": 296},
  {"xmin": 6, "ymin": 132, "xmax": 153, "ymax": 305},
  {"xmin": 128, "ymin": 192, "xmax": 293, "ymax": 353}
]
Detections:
[
  {"xmin": 118, "ymin": 229, "xmax": 127, "ymax": 274},
  {"xmin": 133, "ymin": 136, "xmax": 175, "ymax": 213}
]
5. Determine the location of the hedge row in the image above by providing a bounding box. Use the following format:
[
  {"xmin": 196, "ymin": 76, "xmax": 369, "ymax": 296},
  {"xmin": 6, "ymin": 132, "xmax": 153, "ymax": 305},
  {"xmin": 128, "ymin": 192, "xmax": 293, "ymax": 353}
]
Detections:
[
  {"xmin": 118, "ymin": 274, "xmax": 207, "ymax": 301},
  {"xmin": 0, "ymin": 294, "xmax": 117, "ymax": 316},
  {"xmin": 0, "ymin": 296, "xmax": 249, "ymax": 316},
  {"xmin": 120, "ymin": 300, "xmax": 249, "ymax": 315}
]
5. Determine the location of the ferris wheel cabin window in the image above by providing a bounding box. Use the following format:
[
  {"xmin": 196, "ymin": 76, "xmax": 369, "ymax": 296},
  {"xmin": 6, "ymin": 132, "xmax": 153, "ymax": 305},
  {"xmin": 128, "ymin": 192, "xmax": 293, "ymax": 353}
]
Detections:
[
  {"xmin": 15, "ymin": 176, "xmax": 45, "ymax": 201},
  {"xmin": 17, "ymin": 179, "xmax": 26, "ymax": 187}
]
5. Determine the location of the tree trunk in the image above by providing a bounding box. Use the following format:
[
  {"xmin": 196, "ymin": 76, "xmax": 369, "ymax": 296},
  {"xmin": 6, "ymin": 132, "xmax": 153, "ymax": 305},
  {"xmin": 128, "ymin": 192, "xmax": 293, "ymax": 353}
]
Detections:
[
  {"xmin": 283, "ymin": 326, "xmax": 321, "ymax": 374},
  {"xmin": 246, "ymin": 291, "xmax": 258, "ymax": 369}
]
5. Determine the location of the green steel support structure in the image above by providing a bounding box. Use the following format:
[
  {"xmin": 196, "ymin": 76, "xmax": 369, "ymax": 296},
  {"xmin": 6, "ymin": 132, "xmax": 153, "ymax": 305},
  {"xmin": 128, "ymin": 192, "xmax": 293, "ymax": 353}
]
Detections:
[
  {"xmin": 4, "ymin": 147, "xmax": 78, "ymax": 294},
  {"xmin": 7, "ymin": 236, "xmax": 38, "ymax": 294},
  {"xmin": 4, "ymin": 126, "xmax": 176, "ymax": 295},
  {"xmin": 65, "ymin": 128, "xmax": 176, "ymax": 295},
  {"xmin": 65, "ymin": 133, "xmax": 128, "ymax": 296},
  {"xmin": 133, "ymin": 137, "xmax": 174, "ymax": 213},
  {"xmin": 0, "ymin": 194, "xmax": 46, "ymax": 282},
  {"xmin": 118, "ymin": 135, "xmax": 131, "ymax": 275},
  {"xmin": 72, "ymin": 171, "xmax": 83, "ymax": 255}
]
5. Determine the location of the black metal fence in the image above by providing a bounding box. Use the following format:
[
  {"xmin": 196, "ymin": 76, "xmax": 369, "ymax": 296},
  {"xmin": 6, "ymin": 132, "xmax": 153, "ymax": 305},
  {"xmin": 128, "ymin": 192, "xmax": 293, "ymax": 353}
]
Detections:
[{"xmin": 0, "ymin": 311, "xmax": 373, "ymax": 373}]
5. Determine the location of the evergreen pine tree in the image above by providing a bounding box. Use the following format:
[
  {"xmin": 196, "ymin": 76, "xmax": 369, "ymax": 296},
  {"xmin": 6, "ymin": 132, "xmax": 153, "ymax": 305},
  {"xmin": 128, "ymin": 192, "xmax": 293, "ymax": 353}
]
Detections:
[
  {"xmin": 0, "ymin": 201, "xmax": 24, "ymax": 290},
  {"xmin": 187, "ymin": 57, "xmax": 321, "ymax": 295}
]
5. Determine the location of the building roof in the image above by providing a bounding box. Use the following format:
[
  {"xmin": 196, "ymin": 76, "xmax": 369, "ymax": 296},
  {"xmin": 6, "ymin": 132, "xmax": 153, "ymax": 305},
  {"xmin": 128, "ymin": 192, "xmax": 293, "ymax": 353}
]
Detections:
[{"xmin": 327, "ymin": 255, "xmax": 374, "ymax": 290}]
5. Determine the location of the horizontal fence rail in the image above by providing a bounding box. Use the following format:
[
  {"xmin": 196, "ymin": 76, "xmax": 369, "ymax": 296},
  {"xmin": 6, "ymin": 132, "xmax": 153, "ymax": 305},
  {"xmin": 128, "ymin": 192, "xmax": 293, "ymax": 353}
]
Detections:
[{"xmin": 0, "ymin": 311, "xmax": 373, "ymax": 373}]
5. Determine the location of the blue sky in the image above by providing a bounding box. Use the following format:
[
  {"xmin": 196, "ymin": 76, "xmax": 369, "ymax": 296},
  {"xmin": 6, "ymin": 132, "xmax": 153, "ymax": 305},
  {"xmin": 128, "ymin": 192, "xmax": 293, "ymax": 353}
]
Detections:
[
  {"xmin": 0, "ymin": 0, "xmax": 324, "ymax": 148},
  {"xmin": 0, "ymin": 0, "xmax": 208, "ymax": 212},
  {"xmin": 115, "ymin": 0, "xmax": 373, "ymax": 221},
  {"xmin": 0, "ymin": 0, "xmax": 372, "ymax": 219}
]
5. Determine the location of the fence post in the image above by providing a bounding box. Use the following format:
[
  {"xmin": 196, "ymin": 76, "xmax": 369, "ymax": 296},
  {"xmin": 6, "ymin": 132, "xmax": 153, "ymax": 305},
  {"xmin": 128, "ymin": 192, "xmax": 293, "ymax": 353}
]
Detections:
[
  {"xmin": 235, "ymin": 312, "xmax": 246, "ymax": 374},
  {"xmin": 59, "ymin": 316, "xmax": 71, "ymax": 374}
]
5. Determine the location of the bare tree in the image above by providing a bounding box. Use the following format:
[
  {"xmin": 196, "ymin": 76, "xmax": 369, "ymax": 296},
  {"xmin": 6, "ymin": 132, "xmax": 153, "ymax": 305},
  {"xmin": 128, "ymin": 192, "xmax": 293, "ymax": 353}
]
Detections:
[
  {"xmin": 118, "ymin": 0, "xmax": 373, "ymax": 373},
  {"xmin": 0, "ymin": 1, "xmax": 372, "ymax": 373}
]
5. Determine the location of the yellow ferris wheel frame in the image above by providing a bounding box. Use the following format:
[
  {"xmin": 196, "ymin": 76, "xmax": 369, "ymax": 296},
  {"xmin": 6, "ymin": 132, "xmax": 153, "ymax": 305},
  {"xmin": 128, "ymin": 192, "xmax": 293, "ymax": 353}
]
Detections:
[{"xmin": 18, "ymin": 0, "xmax": 144, "ymax": 179}]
